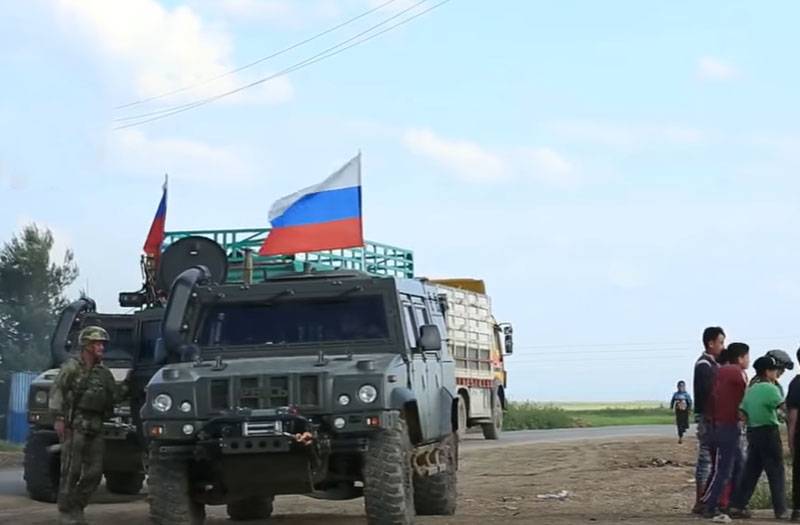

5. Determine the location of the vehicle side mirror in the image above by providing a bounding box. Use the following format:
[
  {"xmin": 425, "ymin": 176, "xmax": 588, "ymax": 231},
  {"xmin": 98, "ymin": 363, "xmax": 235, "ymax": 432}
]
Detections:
[
  {"xmin": 502, "ymin": 324, "xmax": 514, "ymax": 355},
  {"xmin": 419, "ymin": 324, "xmax": 442, "ymax": 352}
]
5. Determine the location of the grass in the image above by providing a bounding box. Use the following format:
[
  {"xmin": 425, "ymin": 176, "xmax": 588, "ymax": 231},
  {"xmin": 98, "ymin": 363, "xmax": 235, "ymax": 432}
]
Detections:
[
  {"xmin": 0, "ymin": 440, "xmax": 23, "ymax": 452},
  {"xmin": 503, "ymin": 401, "xmax": 675, "ymax": 430}
]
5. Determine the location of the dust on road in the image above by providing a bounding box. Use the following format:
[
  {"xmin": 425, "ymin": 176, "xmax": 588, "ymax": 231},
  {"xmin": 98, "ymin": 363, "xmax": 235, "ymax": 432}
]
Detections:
[{"xmin": 0, "ymin": 436, "xmax": 784, "ymax": 524}]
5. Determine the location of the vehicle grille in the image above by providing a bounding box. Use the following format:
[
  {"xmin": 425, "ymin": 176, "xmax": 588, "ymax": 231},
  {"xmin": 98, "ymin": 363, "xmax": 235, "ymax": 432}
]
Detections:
[{"xmin": 234, "ymin": 374, "xmax": 321, "ymax": 409}]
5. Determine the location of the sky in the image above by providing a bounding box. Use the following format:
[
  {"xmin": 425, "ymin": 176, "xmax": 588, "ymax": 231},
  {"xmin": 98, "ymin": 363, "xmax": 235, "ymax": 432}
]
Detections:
[{"xmin": 2, "ymin": 0, "xmax": 800, "ymax": 402}]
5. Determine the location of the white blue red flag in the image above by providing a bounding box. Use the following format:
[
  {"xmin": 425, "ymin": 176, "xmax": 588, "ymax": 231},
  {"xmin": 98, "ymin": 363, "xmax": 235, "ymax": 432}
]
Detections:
[
  {"xmin": 143, "ymin": 176, "xmax": 167, "ymax": 257},
  {"xmin": 259, "ymin": 154, "xmax": 363, "ymax": 256}
]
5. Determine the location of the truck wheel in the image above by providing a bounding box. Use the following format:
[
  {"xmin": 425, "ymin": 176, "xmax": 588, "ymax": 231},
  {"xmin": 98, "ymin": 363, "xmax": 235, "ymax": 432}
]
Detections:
[
  {"xmin": 363, "ymin": 416, "xmax": 415, "ymax": 525},
  {"xmin": 457, "ymin": 395, "xmax": 468, "ymax": 439},
  {"xmin": 147, "ymin": 444, "xmax": 205, "ymax": 525},
  {"xmin": 227, "ymin": 495, "xmax": 274, "ymax": 520},
  {"xmin": 104, "ymin": 470, "xmax": 145, "ymax": 495},
  {"xmin": 413, "ymin": 433, "xmax": 458, "ymax": 516},
  {"xmin": 24, "ymin": 431, "xmax": 60, "ymax": 503},
  {"xmin": 481, "ymin": 392, "xmax": 503, "ymax": 440}
]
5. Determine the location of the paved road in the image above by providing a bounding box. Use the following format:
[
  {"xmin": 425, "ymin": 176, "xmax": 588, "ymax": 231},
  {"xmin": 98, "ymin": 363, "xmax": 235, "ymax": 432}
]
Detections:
[{"xmin": 0, "ymin": 425, "xmax": 679, "ymax": 501}]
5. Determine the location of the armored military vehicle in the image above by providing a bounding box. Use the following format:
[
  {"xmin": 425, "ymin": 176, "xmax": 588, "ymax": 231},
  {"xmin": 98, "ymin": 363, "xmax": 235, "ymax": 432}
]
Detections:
[
  {"xmin": 24, "ymin": 298, "xmax": 161, "ymax": 502},
  {"xmin": 23, "ymin": 246, "xmax": 172, "ymax": 503},
  {"xmin": 140, "ymin": 230, "xmax": 460, "ymax": 525}
]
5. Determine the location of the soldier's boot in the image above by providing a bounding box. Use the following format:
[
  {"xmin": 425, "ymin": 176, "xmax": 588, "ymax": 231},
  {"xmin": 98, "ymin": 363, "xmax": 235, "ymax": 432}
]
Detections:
[{"xmin": 58, "ymin": 508, "xmax": 86, "ymax": 525}]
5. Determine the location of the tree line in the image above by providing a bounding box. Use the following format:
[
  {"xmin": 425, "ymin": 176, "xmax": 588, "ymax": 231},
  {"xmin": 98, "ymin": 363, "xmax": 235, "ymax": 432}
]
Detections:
[{"xmin": 0, "ymin": 225, "xmax": 78, "ymax": 374}]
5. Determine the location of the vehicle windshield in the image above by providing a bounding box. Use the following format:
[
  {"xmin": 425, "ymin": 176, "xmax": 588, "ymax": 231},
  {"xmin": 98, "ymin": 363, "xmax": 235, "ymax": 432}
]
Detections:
[
  {"xmin": 198, "ymin": 296, "xmax": 389, "ymax": 346},
  {"xmin": 103, "ymin": 326, "xmax": 135, "ymax": 362}
]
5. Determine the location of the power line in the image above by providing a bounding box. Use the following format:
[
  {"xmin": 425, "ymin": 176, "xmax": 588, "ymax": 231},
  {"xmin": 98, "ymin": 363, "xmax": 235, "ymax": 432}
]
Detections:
[
  {"xmin": 114, "ymin": 0, "xmax": 452, "ymax": 129},
  {"xmin": 115, "ymin": 0, "xmax": 436, "ymax": 124},
  {"xmin": 114, "ymin": 0, "xmax": 402, "ymax": 110},
  {"xmin": 513, "ymin": 335, "xmax": 800, "ymax": 351}
]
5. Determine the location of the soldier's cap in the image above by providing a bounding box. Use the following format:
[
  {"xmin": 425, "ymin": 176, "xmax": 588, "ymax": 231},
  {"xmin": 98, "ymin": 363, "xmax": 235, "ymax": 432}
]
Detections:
[
  {"xmin": 79, "ymin": 326, "xmax": 110, "ymax": 345},
  {"xmin": 753, "ymin": 355, "xmax": 780, "ymax": 373},
  {"xmin": 765, "ymin": 349, "xmax": 794, "ymax": 370}
]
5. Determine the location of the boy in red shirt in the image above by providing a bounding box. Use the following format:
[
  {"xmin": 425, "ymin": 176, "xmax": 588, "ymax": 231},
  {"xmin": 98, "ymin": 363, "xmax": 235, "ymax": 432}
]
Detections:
[{"xmin": 701, "ymin": 342, "xmax": 750, "ymax": 522}]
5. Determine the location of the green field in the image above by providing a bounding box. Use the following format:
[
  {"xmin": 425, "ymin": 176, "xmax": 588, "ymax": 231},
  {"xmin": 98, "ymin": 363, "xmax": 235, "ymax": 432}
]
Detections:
[
  {"xmin": 503, "ymin": 401, "xmax": 674, "ymax": 431},
  {"xmin": 0, "ymin": 440, "xmax": 23, "ymax": 452}
]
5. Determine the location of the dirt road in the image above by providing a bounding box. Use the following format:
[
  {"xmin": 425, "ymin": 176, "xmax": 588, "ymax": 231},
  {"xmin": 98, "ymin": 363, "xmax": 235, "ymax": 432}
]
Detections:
[{"xmin": 0, "ymin": 428, "xmax": 784, "ymax": 524}]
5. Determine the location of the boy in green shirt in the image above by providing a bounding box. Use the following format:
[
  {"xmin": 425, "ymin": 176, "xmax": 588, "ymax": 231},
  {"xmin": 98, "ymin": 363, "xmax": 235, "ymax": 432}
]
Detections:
[{"xmin": 729, "ymin": 355, "xmax": 787, "ymax": 519}]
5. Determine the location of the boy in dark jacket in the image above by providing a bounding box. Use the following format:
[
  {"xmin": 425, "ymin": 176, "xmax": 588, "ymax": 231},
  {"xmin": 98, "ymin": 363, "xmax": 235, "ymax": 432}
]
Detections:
[
  {"xmin": 785, "ymin": 348, "xmax": 800, "ymax": 521},
  {"xmin": 670, "ymin": 381, "xmax": 693, "ymax": 443}
]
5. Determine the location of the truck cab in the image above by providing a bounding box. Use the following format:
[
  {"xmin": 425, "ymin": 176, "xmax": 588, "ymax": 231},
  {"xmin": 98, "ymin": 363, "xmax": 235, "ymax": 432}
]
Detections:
[{"xmin": 141, "ymin": 231, "xmax": 459, "ymax": 525}]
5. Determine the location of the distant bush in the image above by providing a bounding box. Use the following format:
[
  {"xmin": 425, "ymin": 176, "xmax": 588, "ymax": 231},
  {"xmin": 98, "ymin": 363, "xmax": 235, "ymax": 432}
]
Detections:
[
  {"xmin": 502, "ymin": 403, "xmax": 674, "ymax": 430},
  {"xmin": 503, "ymin": 402, "xmax": 579, "ymax": 430}
]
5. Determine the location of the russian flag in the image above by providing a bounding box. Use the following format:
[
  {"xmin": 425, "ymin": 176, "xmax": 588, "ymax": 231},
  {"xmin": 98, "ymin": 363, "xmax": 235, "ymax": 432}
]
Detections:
[
  {"xmin": 259, "ymin": 154, "xmax": 363, "ymax": 256},
  {"xmin": 143, "ymin": 177, "xmax": 167, "ymax": 257}
]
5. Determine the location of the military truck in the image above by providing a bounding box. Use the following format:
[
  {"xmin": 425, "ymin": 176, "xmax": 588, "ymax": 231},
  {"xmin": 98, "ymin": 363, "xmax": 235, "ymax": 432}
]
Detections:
[
  {"xmin": 140, "ymin": 230, "xmax": 460, "ymax": 525},
  {"xmin": 433, "ymin": 279, "xmax": 513, "ymax": 440},
  {"xmin": 24, "ymin": 298, "xmax": 160, "ymax": 502},
  {"xmin": 23, "ymin": 248, "xmax": 171, "ymax": 503}
]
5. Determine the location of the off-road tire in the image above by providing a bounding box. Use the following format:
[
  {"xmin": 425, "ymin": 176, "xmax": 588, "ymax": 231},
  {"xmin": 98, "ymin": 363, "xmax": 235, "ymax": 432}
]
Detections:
[
  {"xmin": 457, "ymin": 395, "xmax": 468, "ymax": 439},
  {"xmin": 363, "ymin": 416, "xmax": 415, "ymax": 525},
  {"xmin": 413, "ymin": 433, "xmax": 458, "ymax": 516},
  {"xmin": 147, "ymin": 444, "xmax": 205, "ymax": 525},
  {"xmin": 481, "ymin": 392, "xmax": 503, "ymax": 440},
  {"xmin": 104, "ymin": 470, "xmax": 145, "ymax": 495},
  {"xmin": 24, "ymin": 431, "xmax": 60, "ymax": 503},
  {"xmin": 227, "ymin": 495, "xmax": 275, "ymax": 521}
]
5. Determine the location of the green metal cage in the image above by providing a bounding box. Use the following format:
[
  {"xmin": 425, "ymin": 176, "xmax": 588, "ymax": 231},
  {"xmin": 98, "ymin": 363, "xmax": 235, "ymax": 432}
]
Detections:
[{"xmin": 163, "ymin": 228, "xmax": 414, "ymax": 281}]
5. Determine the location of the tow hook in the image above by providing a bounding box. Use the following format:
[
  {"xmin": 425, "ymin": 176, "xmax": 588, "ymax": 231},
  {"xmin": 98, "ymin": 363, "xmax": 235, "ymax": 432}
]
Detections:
[{"xmin": 294, "ymin": 432, "xmax": 314, "ymax": 446}]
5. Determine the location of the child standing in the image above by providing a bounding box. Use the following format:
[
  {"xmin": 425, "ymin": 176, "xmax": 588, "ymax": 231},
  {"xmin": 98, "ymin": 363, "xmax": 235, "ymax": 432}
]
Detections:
[
  {"xmin": 729, "ymin": 355, "xmax": 787, "ymax": 519},
  {"xmin": 670, "ymin": 380, "xmax": 693, "ymax": 443}
]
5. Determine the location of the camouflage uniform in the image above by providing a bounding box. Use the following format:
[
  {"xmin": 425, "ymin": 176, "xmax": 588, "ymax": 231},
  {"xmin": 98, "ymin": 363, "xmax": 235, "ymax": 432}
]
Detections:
[{"xmin": 49, "ymin": 327, "xmax": 117, "ymax": 525}]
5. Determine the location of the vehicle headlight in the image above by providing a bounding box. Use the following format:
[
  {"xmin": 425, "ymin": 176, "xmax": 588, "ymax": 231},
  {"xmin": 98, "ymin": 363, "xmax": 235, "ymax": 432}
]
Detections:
[
  {"xmin": 358, "ymin": 384, "xmax": 378, "ymax": 404},
  {"xmin": 337, "ymin": 394, "xmax": 351, "ymax": 406},
  {"xmin": 34, "ymin": 390, "xmax": 48, "ymax": 405},
  {"xmin": 152, "ymin": 394, "xmax": 173, "ymax": 413},
  {"xmin": 179, "ymin": 401, "xmax": 193, "ymax": 413}
]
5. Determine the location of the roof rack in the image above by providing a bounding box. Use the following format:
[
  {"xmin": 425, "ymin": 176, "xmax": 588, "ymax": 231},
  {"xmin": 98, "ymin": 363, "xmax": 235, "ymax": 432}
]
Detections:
[{"xmin": 163, "ymin": 228, "xmax": 414, "ymax": 280}]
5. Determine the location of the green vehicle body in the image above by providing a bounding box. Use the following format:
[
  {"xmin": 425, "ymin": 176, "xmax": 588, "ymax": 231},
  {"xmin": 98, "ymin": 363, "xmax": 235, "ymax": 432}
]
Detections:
[{"xmin": 142, "ymin": 232, "xmax": 460, "ymax": 524}]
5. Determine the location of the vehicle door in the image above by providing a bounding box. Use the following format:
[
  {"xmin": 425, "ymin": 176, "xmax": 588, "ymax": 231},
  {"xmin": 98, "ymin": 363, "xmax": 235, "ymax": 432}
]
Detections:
[
  {"xmin": 412, "ymin": 299, "xmax": 445, "ymax": 440},
  {"xmin": 400, "ymin": 296, "xmax": 434, "ymax": 441}
]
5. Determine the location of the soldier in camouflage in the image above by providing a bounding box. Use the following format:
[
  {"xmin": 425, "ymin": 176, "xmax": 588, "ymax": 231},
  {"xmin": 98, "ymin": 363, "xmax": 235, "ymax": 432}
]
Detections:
[{"xmin": 49, "ymin": 326, "xmax": 117, "ymax": 525}]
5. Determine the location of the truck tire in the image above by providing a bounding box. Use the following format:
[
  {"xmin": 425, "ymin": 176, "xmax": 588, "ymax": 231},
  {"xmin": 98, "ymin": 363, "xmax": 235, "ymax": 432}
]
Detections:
[
  {"xmin": 481, "ymin": 392, "xmax": 503, "ymax": 440},
  {"xmin": 457, "ymin": 395, "xmax": 468, "ymax": 439},
  {"xmin": 104, "ymin": 470, "xmax": 145, "ymax": 495},
  {"xmin": 413, "ymin": 433, "xmax": 458, "ymax": 516},
  {"xmin": 147, "ymin": 445, "xmax": 205, "ymax": 525},
  {"xmin": 363, "ymin": 417, "xmax": 415, "ymax": 525},
  {"xmin": 24, "ymin": 431, "xmax": 60, "ymax": 503},
  {"xmin": 227, "ymin": 495, "xmax": 274, "ymax": 520}
]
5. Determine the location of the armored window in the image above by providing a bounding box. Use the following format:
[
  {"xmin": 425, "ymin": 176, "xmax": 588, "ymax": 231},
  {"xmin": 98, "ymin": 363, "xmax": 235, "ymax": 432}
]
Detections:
[
  {"xmin": 198, "ymin": 295, "xmax": 390, "ymax": 347},
  {"xmin": 413, "ymin": 306, "xmax": 429, "ymax": 328},
  {"xmin": 402, "ymin": 304, "xmax": 417, "ymax": 349}
]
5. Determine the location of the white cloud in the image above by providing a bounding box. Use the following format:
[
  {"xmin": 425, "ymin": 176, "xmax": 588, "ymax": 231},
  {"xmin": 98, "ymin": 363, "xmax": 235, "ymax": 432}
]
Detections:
[
  {"xmin": 110, "ymin": 129, "xmax": 252, "ymax": 183},
  {"xmin": 697, "ymin": 56, "xmax": 738, "ymax": 81},
  {"xmin": 402, "ymin": 128, "xmax": 575, "ymax": 185},
  {"xmin": 56, "ymin": 0, "xmax": 293, "ymax": 104},
  {"xmin": 520, "ymin": 147, "xmax": 574, "ymax": 185},
  {"xmin": 403, "ymin": 128, "xmax": 505, "ymax": 181}
]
